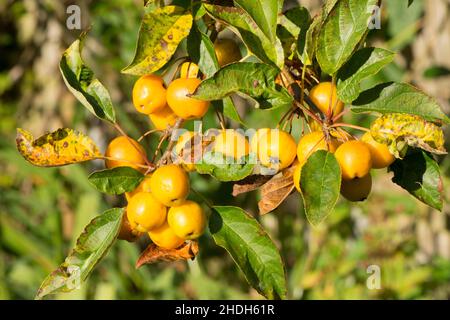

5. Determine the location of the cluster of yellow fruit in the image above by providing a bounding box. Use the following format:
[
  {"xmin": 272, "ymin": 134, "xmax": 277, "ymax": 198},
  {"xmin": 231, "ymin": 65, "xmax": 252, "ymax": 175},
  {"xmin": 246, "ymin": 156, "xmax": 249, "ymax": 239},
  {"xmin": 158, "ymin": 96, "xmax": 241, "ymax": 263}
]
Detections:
[
  {"xmin": 105, "ymin": 136, "xmax": 206, "ymax": 249},
  {"xmin": 132, "ymin": 37, "xmax": 241, "ymax": 131},
  {"xmin": 132, "ymin": 72, "xmax": 210, "ymax": 129},
  {"xmin": 124, "ymin": 164, "xmax": 206, "ymax": 249},
  {"xmin": 293, "ymin": 82, "xmax": 396, "ymax": 202}
]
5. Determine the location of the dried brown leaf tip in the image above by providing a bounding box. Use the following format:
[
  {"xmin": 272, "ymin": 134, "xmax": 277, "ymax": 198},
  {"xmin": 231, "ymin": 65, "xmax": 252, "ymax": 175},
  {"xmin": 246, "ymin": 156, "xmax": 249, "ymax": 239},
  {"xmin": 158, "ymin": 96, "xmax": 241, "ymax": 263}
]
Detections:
[
  {"xmin": 232, "ymin": 175, "xmax": 272, "ymax": 197},
  {"xmin": 136, "ymin": 241, "xmax": 199, "ymax": 268},
  {"xmin": 258, "ymin": 166, "xmax": 296, "ymax": 215}
]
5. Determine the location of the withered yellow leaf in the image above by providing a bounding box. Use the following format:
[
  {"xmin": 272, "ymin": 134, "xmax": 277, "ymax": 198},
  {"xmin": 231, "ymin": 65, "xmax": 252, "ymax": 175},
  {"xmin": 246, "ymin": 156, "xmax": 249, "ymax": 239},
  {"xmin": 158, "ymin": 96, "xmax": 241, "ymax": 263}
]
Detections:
[
  {"xmin": 370, "ymin": 113, "xmax": 447, "ymax": 158},
  {"xmin": 16, "ymin": 128, "xmax": 102, "ymax": 167}
]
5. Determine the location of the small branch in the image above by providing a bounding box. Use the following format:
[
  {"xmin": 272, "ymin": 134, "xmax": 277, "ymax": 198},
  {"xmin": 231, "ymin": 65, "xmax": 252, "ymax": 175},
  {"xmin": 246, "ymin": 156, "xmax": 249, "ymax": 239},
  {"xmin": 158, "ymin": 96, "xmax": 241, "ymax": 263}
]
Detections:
[
  {"xmin": 156, "ymin": 118, "xmax": 185, "ymax": 167},
  {"xmin": 330, "ymin": 123, "xmax": 370, "ymax": 132},
  {"xmin": 332, "ymin": 108, "xmax": 351, "ymax": 123},
  {"xmin": 191, "ymin": 187, "xmax": 214, "ymax": 210},
  {"xmin": 138, "ymin": 129, "xmax": 162, "ymax": 142},
  {"xmin": 152, "ymin": 132, "xmax": 169, "ymax": 163},
  {"xmin": 293, "ymin": 100, "xmax": 321, "ymax": 124},
  {"xmin": 215, "ymin": 108, "xmax": 226, "ymax": 130}
]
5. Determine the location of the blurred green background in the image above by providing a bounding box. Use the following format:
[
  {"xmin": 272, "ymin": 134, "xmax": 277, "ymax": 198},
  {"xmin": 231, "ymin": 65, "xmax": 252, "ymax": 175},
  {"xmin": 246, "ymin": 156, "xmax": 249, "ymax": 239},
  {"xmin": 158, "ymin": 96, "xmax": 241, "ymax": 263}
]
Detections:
[{"xmin": 1, "ymin": 0, "xmax": 449, "ymax": 300}]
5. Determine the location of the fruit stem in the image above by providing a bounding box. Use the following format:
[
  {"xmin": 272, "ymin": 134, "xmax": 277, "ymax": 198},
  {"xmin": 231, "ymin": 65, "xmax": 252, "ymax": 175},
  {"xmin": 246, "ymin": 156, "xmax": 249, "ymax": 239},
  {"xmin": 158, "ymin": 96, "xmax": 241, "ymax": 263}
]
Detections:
[
  {"xmin": 191, "ymin": 187, "xmax": 214, "ymax": 210},
  {"xmin": 332, "ymin": 108, "xmax": 351, "ymax": 123},
  {"xmin": 156, "ymin": 118, "xmax": 185, "ymax": 167},
  {"xmin": 138, "ymin": 129, "xmax": 163, "ymax": 142},
  {"xmin": 325, "ymin": 76, "xmax": 336, "ymax": 121},
  {"xmin": 215, "ymin": 108, "xmax": 226, "ymax": 130},
  {"xmin": 152, "ymin": 131, "xmax": 169, "ymax": 163},
  {"xmin": 330, "ymin": 123, "xmax": 370, "ymax": 132},
  {"xmin": 281, "ymin": 66, "xmax": 324, "ymax": 123}
]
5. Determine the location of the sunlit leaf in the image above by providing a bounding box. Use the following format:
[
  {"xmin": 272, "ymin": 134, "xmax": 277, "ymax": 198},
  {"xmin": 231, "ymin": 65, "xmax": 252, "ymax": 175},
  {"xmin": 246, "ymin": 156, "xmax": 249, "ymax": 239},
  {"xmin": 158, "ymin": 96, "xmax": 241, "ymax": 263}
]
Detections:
[
  {"xmin": 122, "ymin": 6, "xmax": 193, "ymax": 75},
  {"xmin": 316, "ymin": 0, "xmax": 378, "ymax": 75},
  {"xmin": 352, "ymin": 82, "xmax": 450, "ymax": 124},
  {"xmin": 35, "ymin": 208, "xmax": 124, "ymax": 299},
  {"xmin": 187, "ymin": 23, "xmax": 244, "ymax": 124},
  {"xmin": 194, "ymin": 62, "xmax": 293, "ymax": 109},
  {"xmin": 234, "ymin": 0, "xmax": 281, "ymax": 43},
  {"xmin": 204, "ymin": 4, "xmax": 284, "ymax": 68},
  {"xmin": 60, "ymin": 34, "xmax": 116, "ymax": 123},
  {"xmin": 370, "ymin": 113, "xmax": 447, "ymax": 158},
  {"xmin": 16, "ymin": 128, "xmax": 101, "ymax": 167},
  {"xmin": 187, "ymin": 23, "xmax": 219, "ymax": 78},
  {"xmin": 210, "ymin": 206, "xmax": 286, "ymax": 300},
  {"xmin": 88, "ymin": 167, "xmax": 144, "ymax": 195},
  {"xmin": 300, "ymin": 151, "xmax": 341, "ymax": 226},
  {"xmin": 337, "ymin": 47, "xmax": 395, "ymax": 103},
  {"xmin": 278, "ymin": 7, "xmax": 310, "ymax": 60},
  {"xmin": 195, "ymin": 152, "xmax": 255, "ymax": 182}
]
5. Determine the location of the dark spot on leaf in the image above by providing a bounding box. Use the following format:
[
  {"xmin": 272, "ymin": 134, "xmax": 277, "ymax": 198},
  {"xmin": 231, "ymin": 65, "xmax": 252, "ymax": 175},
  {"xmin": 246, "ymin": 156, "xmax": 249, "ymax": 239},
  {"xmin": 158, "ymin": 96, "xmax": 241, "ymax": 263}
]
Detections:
[
  {"xmin": 160, "ymin": 40, "xmax": 168, "ymax": 51},
  {"xmin": 63, "ymin": 141, "xmax": 69, "ymax": 148},
  {"xmin": 167, "ymin": 34, "xmax": 173, "ymax": 40},
  {"xmin": 253, "ymin": 80, "xmax": 259, "ymax": 88}
]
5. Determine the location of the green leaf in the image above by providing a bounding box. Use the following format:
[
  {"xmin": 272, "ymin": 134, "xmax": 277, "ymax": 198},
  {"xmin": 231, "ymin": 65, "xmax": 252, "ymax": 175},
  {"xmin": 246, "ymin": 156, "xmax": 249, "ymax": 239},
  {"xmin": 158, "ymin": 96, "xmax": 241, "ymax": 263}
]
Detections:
[
  {"xmin": 187, "ymin": 23, "xmax": 243, "ymax": 124},
  {"xmin": 423, "ymin": 66, "xmax": 450, "ymax": 79},
  {"xmin": 122, "ymin": 6, "xmax": 193, "ymax": 75},
  {"xmin": 301, "ymin": 15, "xmax": 321, "ymax": 65},
  {"xmin": 389, "ymin": 150, "xmax": 443, "ymax": 211},
  {"xmin": 300, "ymin": 150, "xmax": 341, "ymax": 226},
  {"xmin": 35, "ymin": 208, "xmax": 124, "ymax": 299},
  {"xmin": 210, "ymin": 206, "xmax": 286, "ymax": 299},
  {"xmin": 337, "ymin": 47, "xmax": 395, "ymax": 103},
  {"xmin": 204, "ymin": 4, "xmax": 284, "ymax": 69},
  {"xmin": 277, "ymin": 7, "xmax": 311, "ymax": 60},
  {"xmin": 316, "ymin": 0, "xmax": 378, "ymax": 75},
  {"xmin": 351, "ymin": 82, "xmax": 450, "ymax": 124},
  {"xmin": 60, "ymin": 34, "xmax": 116, "ymax": 123},
  {"xmin": 300, "ymin": 0, "xmax": 338, "ymax": 65},
  {"xmin": 195, "ymin": 152, "xmax": 255, "ymax": 182},
  {"xmin": 187, "ymin": 23, "xmax": 219, "ymax": 78},
  {"xmin": 234, "ymin": 0, "xmax": 281, "ymax": 43},
  {"xmin": 194, "ymin": 62, "xmax": 293, "ymax": 109},
  {"xmin": 88, "ymin": 167, "xmax": 144, "ymax": 195},
  {"xmin": 213, "ymin": 98, "xmax": 244, "ymax": 125}
]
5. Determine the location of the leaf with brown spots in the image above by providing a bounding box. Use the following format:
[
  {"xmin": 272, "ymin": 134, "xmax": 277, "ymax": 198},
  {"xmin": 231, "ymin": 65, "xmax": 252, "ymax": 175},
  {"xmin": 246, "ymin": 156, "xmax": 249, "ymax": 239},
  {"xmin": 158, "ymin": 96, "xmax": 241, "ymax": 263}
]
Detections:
[
  {"xmin": 122, "ymin": 6, "xmax": 193, "ymax": 75},
  {"xmin": 16, "ymin": 128, "xmax": 102, "ymax": 167},
  {"xmin": 136, "ymin": 241, "xmax": 199, "ymax": 268},
  {"xmin": 232, "ymin": 175, "xmax": 272, "ymax": 197},
  {"xmin": 258, "ymin": 166, "xmax": 296, "ymax": 215}
]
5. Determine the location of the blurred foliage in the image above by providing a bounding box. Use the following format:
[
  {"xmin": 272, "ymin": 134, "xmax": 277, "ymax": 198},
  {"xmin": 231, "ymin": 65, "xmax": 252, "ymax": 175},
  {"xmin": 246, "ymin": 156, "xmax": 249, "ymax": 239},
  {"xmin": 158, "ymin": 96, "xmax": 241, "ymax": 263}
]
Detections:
[{"xmin": 0, "ymin": 0, "xmax": 449, "ymax": 300}]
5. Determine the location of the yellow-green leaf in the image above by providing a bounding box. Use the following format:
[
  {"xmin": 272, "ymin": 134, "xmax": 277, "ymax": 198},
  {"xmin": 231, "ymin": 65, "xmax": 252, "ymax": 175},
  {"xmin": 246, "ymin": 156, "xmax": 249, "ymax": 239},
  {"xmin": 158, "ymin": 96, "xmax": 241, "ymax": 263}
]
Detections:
[
  {"xmin": 35, "ymin": 208, "xmax": 124, "ymax": 299},
  {"xmin": 370, "ymin": 114, "xmax": 447, "ymax": 158},
  {"xmin": 60, "ymin": 34, "xmax": 116, "ymax": 123},
  {"xmin": 122, "ymin": 6, "xmax": 193, "ymax": 75},
  {"xmin": 16, "ymin": 128, "xmax": 102, "ymax": 167}
]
